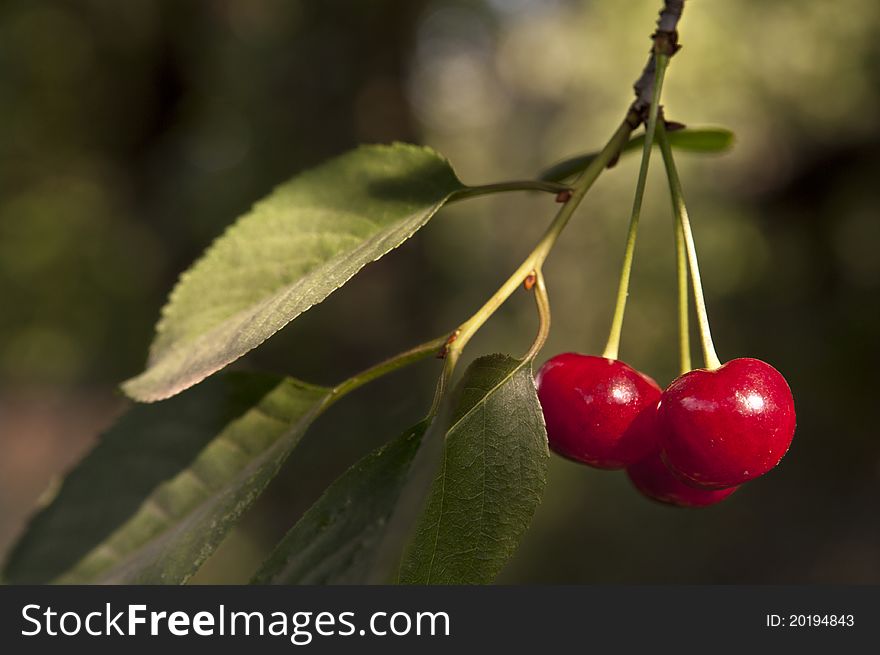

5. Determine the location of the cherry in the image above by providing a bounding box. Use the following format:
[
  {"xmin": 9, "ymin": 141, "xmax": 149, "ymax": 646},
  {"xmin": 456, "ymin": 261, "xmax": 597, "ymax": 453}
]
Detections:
[
  {"xmin": 535, "ymin": 353, "xmax": 661, "ymax": 469},
  {"xmin": 627, "ymin": 450, "xmax": 737, "ymax": 508},
  {"xmin": 659, "ymin": 357, "xmax": 796, "ymax": 489}
]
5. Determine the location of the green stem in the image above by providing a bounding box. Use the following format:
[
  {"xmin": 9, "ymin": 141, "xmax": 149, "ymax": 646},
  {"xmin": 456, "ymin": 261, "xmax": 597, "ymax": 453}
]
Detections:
[
  {"xmin": 524, "ymin": 268, "xmax": 551, "ymax": 362},
  {"xmin": 674, "ymin": 212, "xmax": 691, "ymax": 374},
  {"xmin": 602, "ymin": 53, "xmax": 670, "ymax": 360},
  {"xmin": 329, "ymin": 334, "xmax": 448, "ymax": 403},
  {"xmin": 452, "ymin": 180, "xmax": 571, "ymax": 201},
  {"xmin": 656, "ymin": 121, "xmax": 722, "ymax": 370},
  {"xmin": 444, "ymin": 120, "xmax": 635, "ymax": 370}
]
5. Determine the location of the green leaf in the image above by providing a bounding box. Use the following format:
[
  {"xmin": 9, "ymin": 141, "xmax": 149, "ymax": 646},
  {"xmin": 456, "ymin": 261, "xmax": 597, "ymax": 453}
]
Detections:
[
  {"xmin": 2, "ymin": 372, "xmax": 330, "ymax": 584},
  {"xmin": 123, "ymin": 144, "xmax": 464, "ymax": 403},
  {"xmin": 647, "ymin": 127, "xmax": 735, "ymax": 153},
  {"xmin": 540, "ymin": 127, "xmax": 735, "ymax": 182},
  {"xmin": 399, "ymin": 355, "xmax": 549, "ymax": 584},
  {"xmin": 252, "ymin": 422, "xmax": 427, "ymax": 585}
]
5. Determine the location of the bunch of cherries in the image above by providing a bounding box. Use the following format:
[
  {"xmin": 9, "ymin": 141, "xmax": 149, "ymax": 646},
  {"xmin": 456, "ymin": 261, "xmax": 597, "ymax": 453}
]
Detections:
[
  {"xmin": 535, "ymin": 120, "xmax": 796, "ymax": 508},
  {"xmin": 536, "ymin": 353, "xmax": 796, "ymax": 507}
]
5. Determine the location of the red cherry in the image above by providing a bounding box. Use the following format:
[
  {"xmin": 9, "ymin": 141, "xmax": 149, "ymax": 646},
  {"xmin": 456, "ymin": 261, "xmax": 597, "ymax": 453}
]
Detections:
[
  {"xmin": 627, "ymin": 450, "xmax": 737, "ymax": 508},
  {"xmin": 535, "ymin": 353, "xmax": 661, "ymax": 469},
  {"xmin": 659, "ymin": 357, "xmax": 796, "ymax": 488}
]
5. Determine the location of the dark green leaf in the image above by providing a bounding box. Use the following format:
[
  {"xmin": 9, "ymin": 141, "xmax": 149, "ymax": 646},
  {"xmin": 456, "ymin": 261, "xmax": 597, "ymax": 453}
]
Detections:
[
  {"xmin": 252, "ymin": 422, "xmax": 427, "ymax": 585},
  {"xmin": 123, "ymin": 144, "xmax": 464, "ymax": 403},
  {"xmin": 399, "ymin": 355, "xmax": 549, "ymax": 584},
  {"xmin": 540, "ymin": 127, "xmax": 735, "ymax": 182},
  {"xmin": 2, "ymin": 373, "xmax": 330, "ymax": 584}
]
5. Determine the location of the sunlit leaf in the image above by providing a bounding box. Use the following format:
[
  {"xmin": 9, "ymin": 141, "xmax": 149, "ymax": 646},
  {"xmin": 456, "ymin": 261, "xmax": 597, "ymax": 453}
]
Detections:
[
  {"xmin": 646, "ymin": 127, "xmax": 734, "ymax": 153},
  {"xmin": 123, "ymin": 144, "xmax": 464, "ymax": 403}
]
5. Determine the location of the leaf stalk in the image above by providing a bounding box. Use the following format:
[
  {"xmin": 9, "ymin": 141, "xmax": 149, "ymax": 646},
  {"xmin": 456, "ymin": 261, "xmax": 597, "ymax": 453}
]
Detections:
[{"xmin": 602, "ymin": 53, "xmax": 670, "ymax": 361}]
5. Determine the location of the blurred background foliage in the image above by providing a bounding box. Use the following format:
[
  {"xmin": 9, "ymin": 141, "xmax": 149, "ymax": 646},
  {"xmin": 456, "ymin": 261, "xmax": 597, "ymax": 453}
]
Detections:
[{"xmin": 1, "ymin": 0, "xmax": 878, "ymax": 583}]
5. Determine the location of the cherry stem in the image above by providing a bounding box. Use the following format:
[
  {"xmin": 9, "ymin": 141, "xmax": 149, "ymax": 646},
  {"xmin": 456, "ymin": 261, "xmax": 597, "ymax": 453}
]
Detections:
[
  {"xmin": 674, "ymin": 209, "xmax": 692, "ymax": 374},
  {"xmin": 524, "ymin": 268, "xmax": 551, "ymax": 362},
  {"xmin": 656, "ymin": 121, "xmax": 722, "ymax": 370},
  {"xmin": 602, "ymin": 53, "xmax": 670, "ymax": 361}
]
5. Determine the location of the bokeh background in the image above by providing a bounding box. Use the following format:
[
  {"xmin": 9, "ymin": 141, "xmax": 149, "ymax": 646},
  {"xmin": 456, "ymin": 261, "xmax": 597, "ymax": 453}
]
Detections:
[{"xmin": 1, "ymin": 0, "xmax": 878, "ymax": 583}]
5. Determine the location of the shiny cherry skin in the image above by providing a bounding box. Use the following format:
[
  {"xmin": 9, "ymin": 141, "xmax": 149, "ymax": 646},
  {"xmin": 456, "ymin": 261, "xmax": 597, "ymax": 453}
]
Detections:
[
  {"xmin": 535, "ymin": 353, "xmax": 661, "ymax": 469},
  {"xmin": 659, "ymin": 357, "xmax": 796, "ymax": 489},
  {"xmin": 627, "ymin": 450, "xmax": 737, "ymax": 507}
]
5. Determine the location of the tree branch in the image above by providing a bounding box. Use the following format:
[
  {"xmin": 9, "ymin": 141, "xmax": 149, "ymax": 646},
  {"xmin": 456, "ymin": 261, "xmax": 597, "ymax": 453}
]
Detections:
[{"xmin": 631, "ymin": 0, "xmax": 685, "ymax": 119}]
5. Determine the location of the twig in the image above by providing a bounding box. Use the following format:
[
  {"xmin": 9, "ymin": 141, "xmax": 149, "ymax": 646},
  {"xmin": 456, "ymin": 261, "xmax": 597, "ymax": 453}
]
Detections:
[{"xmin": 631, "ymin": 0, "xmax": 685, "ymax": 118}]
